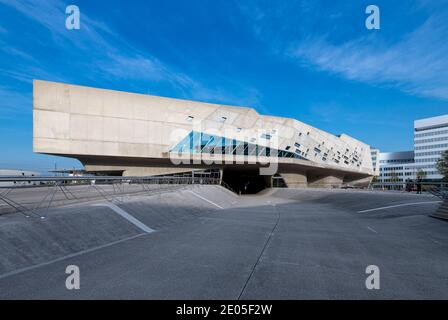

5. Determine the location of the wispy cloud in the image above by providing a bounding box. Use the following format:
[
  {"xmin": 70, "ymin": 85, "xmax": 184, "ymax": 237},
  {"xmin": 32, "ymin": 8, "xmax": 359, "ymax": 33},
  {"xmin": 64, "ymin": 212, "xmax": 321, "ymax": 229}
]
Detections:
[
  {"xmin": 239, "ymin": 1, "xmax": 448, "ymax": 101},
  {"xmin": 0, "ymin": 0, "xmax": 262, "ymax": 109},
  {"xmin": 0, "ymin": 0, "xmax": 176, "ymax": 82},
  {"xmin": 289, "ymin": 13, "xmax": 448, "ymax": 99},
  {"xmin": 0, "ymin": 85, "xmax": 31, "ymax": 117},
  {"xmin": 290, "ymin": 10, "xmax": 448, "ymax": 100}
]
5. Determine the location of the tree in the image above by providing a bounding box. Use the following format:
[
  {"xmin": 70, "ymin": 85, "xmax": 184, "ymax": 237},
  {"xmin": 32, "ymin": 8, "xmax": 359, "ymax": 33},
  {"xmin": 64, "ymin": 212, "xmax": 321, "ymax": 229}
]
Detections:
[
  {"xmin": 416, "ymin": 169, "xmax": 427, "ymax": 180},
  {"xmin": 389, "ymin": 171, "xmax": 399, "ymax": 182},
  {"xmin": 389, "ymin": 171, "xmax": 400, "ymax": 190},
  {"xmin": 436, "ymin": 150, "xmax": 448, "ymax": 181}
]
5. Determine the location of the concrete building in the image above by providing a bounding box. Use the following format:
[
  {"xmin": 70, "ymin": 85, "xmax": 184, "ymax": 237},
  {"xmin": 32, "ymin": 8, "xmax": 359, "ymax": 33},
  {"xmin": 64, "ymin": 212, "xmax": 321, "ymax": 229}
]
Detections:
[
  {"xmin": 414, "ymin": 115, "xmax": 448, "ymax": 181},
  {"xmin": 33, "ymin": 80, "xmax": 374, "ymax": 191}
]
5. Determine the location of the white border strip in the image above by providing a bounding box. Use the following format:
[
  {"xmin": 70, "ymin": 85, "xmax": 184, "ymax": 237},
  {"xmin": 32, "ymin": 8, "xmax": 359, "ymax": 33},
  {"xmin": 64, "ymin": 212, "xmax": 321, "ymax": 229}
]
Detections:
[
  {"xmin": 0, "ymin": 233, "xmax": 146, "ymax": 280},
  {"xmin": 188, "ymin": 190, "xmax": 223, "ymax": 209},
  {"xmin": 93, "ymin": 203, "xmax": 155, "ymax": 233},
  {"xmin": 367, "ymin": 226, "xmax": 378, "ymax": 234},
  {"xmin": 358, "ymin": 201, "xmax": 442, "ymax": 213}
]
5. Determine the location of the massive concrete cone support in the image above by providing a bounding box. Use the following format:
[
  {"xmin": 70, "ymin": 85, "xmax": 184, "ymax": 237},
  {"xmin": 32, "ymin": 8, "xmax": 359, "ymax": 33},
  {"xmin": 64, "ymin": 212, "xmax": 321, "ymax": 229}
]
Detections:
[
  {"xmin": 281, "ymin": 173, "xmax": 308, "ymax": 188},
  {"xmin": 308, "ymin": 174, "xmax": 344, "ymax": 188},
  {"xmin": 33, "ymin": 80, "xmax": 374, "ymax": 188}
]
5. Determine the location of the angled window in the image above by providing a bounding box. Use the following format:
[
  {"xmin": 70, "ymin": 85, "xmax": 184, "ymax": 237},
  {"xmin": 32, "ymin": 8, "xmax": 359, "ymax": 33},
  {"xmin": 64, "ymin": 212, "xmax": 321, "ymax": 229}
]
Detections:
[
  {"xmin": 234, "ymin": 140, "xmax": 246, "ymax": 155},
  {"xmin": 247, "ymin": 143, "xmax": 258, "ymax": 156}
]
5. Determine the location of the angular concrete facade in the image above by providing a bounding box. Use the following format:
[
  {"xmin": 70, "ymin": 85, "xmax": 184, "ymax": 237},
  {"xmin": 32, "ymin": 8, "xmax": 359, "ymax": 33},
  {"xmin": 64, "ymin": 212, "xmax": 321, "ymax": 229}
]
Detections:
[{"xmin": 33, "ymin": 80, "xmax": 374, "ymax": 187}]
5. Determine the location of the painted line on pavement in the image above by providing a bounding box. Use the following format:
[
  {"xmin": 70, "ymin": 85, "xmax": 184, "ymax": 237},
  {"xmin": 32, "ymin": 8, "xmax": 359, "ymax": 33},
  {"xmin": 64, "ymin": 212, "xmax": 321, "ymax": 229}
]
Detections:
[
  {"xmin": 357, "ymin": 201, "xmax": 442, "ymax": 213},
  {"xmin": 0, "ymin": 233, "xmax": 146, "ymax": 280},
  {"xmin": 367, "ymin": 226, "xmax": 378, "ymax": 234},
  {"xmin": 188, "ymin": 190, "xmax": 223, "ymax": 209},
  {"xmin": 93, "ymin": 203, "xmax": 155, "ymax": 233}
]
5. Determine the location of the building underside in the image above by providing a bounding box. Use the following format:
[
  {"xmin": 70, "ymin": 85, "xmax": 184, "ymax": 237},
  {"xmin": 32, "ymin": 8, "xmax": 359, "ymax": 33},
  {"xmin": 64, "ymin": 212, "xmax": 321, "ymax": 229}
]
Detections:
[{"xmin": 33, "ymin": 80, "xmax": 374, "ymax": 193}]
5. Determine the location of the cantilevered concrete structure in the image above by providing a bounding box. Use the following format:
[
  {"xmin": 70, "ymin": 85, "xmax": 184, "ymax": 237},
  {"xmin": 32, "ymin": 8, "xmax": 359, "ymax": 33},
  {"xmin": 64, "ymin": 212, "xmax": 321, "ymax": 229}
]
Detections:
[{"xmin": 33, "ymin": 80, "xmax": 374, "ymax": 189}]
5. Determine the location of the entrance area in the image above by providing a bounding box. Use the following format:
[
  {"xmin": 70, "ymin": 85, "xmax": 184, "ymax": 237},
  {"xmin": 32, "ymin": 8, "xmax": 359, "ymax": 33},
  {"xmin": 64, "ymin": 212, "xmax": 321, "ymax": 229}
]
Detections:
[{"xmin": 221, "ymin": 168, "xmax": 270, "ymax": 194}]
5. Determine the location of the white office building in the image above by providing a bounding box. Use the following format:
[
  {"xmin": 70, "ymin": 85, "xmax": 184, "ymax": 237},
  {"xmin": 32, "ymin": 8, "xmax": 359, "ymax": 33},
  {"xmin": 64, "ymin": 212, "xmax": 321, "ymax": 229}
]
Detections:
[
  {"xmin": 413, "ymin": 115, "xmax": 448, "ymax": 181},
  {"xmin": 378, "ymin": 151, "xmax": 415, "ymax": 183},
  {"xmin": 376, "ymin": 114, "xmax": 448, "ymax": 185}
]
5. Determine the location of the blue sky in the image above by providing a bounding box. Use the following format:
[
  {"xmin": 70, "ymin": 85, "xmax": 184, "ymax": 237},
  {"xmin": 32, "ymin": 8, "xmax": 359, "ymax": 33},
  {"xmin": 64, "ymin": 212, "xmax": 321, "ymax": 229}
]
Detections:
[{"xmin": 1, "ymin": 0, "xmax": 448, "ymax": 172}]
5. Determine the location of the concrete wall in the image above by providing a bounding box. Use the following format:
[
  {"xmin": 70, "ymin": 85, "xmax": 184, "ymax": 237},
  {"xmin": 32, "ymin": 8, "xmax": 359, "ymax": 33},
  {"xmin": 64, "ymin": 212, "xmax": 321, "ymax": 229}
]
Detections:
[
  {"xmin": 33, "ymin": 80, "xmax": 374, "ymax": 184},
  {"xmin": 307, "ymin": 174, "xmax": 344, "ymax": 188},
  {"xmin": 281, "ymin": 173, "xmax": 308, "ymax": 188}
]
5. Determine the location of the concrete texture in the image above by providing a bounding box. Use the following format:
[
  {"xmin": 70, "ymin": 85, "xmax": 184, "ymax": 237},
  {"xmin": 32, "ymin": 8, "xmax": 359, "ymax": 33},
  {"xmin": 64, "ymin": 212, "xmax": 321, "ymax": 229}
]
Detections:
[
  {"xmin": 33, "ymin": 80, "xmax": 374, "ymax": 186},
  {"xmin": 0, "ymin": 186, "xmax": 447, "ymax": 299},
  {"xmin": 307, "ymin": 174, "xmax": 344, "ymax": 188},
  {"xmin": 280, "ymin": 173, "xmax": 307, "ymax": 188}
]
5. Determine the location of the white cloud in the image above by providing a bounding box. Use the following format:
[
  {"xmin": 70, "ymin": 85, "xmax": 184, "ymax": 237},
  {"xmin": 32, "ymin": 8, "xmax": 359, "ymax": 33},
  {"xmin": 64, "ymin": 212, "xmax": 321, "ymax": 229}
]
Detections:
[
  {"xmin": 0, "ymin": 0, "xmax": 262, "ymax": 109},
  {"xmin": 0, "ymin": 85, "xmax": 31, "ymax": 117},
  {"xmin": 290, "ymin": 11, "xmax": 448, "ymax": 100},
  {"xmin": 237, "ymin": 1, "xmax": 448, "ymax": 101}
]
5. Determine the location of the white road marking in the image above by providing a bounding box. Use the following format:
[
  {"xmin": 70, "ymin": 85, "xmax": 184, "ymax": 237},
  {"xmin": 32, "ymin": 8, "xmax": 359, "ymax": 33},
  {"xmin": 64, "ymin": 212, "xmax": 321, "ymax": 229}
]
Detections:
[
  {"xmin": 367, "ymin": 226, "xmax": 378, "ymax": 234},
  {"xmin": 357, "ymin": 201, "xmax": 442, "ymax": 213},
  {"xmin": 0, "ymin": 233, "xmax": 146, "ymax": 280},
  {"xmin": 188, "ymin": 190, "xmax": 223, "ymax": 209},
  {"xmin": 92, "ymin": 203, "xmax": 155, "ymax": 233},
  {"xmin": 429, "ymin": 238, "xmax": 441, "ymax": 245}
]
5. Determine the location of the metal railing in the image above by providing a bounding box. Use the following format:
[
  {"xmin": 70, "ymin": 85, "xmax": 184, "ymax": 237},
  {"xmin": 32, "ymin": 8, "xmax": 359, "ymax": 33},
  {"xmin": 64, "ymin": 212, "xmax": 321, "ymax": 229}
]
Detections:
[
  {"xmin": 369, "ymin": 181, "xmax": 448, "ymax": 198},
  {"xmin": 0, "ymin": 175, "xmax": 223, "ymax": 217}
]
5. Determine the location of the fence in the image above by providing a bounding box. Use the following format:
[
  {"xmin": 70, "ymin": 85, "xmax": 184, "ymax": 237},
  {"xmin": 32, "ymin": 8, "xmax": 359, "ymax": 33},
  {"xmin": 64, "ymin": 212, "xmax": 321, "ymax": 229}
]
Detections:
[
  {"xmin": 0, "ymin": 175, "xmax": 223, "ymax": 217},
  {"xmin": 369, "ymin": 181, "xmax": 448, "ymax": 199}
]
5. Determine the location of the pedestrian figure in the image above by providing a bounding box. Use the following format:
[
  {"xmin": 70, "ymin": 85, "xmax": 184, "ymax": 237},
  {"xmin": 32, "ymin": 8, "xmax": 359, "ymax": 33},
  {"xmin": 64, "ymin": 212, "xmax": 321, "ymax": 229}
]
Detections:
[{"xmin": 416, "ymin": 176, "xmax": 422, "ymax": 194}]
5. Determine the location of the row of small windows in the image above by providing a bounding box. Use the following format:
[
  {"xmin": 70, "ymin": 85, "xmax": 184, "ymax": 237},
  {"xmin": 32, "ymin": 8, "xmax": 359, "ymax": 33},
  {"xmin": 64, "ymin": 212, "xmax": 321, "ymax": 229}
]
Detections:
[
  {"xmin": 415, "ymin": 143, "xmax": 448, "ymax": 150},
  {"xmin": 260, "ymin": 133, "xmax": 272, "ymax": 140},
  {"xmin": 187, "ymin": 115, "xmax": 283, "ymax": 142},
  {"xmin": 187, "ymin": 115, "xmax": 229, "ymax": 123},
  {"xmin": 183, "ymin": 117, "xmax": 362, "ymax": 167},
  {"xmin": 380, "ymin": 166, "xmax": 408, "ymax": 171},
  {"xmin": 414, "ymin": 135, "xmax": 448, "ymax": 145},
  {"xmin": 294, "ymin": 130, "xmax": 363, "ymax": 166},
  {"xmin": 414, "ymin": 151, "xmax": 445, "ymax": 157},
  {"xmin": 379, "ymin": 159, "xmax": 413, "ymax": 164},
  {"xmin": 379, "ymin": 171, "xmax": 440, "ymax": 178},
  {"xmin": 414, "ymin": 128, "xmax": 448, "ymax": 138},
  {"xmin": 381, "ymin": 165, "xmax": 438, "ymax": 171},
  {"xmin": 412, "ymin": 165, "xmax": 437, "ymax": 170},
  {"xmin": 380, "ymin": 172, "xmax": 411, "ymax": 177},
  {"xmin": 415, "ymin": 158, "xmax": 441, "ymax": 163},
  {"xmin": 424, "ymin": 171, "xmax": 440, "ymax": 176}
]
